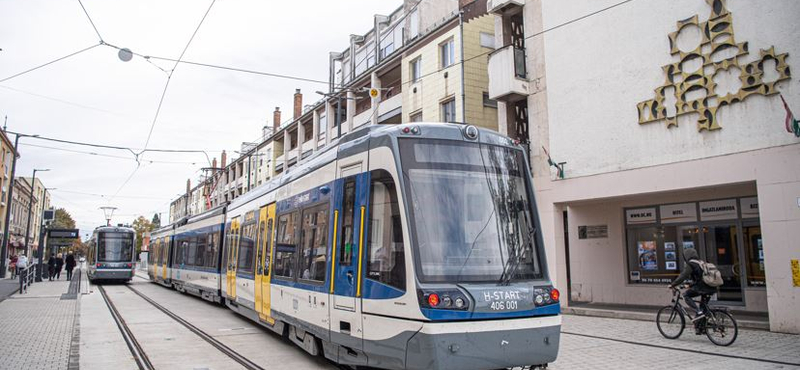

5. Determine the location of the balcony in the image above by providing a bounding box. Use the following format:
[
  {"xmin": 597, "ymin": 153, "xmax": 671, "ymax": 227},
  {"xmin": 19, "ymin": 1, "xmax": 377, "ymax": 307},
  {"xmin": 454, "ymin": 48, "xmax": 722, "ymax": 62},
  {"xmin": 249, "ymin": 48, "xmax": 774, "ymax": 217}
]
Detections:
[
  {"xmin": 488, "ymin": 44, "xmax": 529, "ymax": 102},
  {"xmin": 487, "ymin": 0, "xmax": 525, "ymax": 15}
]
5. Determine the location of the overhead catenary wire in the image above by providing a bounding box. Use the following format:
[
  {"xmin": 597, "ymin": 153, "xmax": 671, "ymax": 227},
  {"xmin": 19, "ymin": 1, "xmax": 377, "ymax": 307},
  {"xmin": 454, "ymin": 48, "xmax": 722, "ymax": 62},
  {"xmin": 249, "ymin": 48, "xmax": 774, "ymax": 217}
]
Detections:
[
  {"xmin": 19, "ymin": 143, "xmax": 200, "ymax": 165},
  {"xmin": 0, "ymin": 43, "xmax": 102, "ymax": 84},
  {"xmin": 77, "ymin": 0, "xmax": 104, "ymax": 42}
]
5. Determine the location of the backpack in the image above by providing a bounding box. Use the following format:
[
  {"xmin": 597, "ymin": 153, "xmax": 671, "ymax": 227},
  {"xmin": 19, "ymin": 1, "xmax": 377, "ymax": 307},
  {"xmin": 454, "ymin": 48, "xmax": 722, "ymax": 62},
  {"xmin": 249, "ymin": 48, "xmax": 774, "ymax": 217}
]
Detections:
[{"xmin": 691, "ymin": 260, "xmax": 724, "ymax": 287}]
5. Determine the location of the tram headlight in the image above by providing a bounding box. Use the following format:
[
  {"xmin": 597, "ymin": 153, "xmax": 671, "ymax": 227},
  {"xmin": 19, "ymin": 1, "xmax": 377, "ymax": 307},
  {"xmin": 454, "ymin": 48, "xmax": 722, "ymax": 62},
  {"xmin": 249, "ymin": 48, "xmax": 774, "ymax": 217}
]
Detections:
[
  {"xmin": 454, "ymin": 297, "xmax": 465, "ymax": 308},
  {"xmin": 535, "ymin": 294, "xmax": 544, "ymax": 305},
  {"xmin": 442, "ymin": 296, "xmax": 452, "ymax": 307}
]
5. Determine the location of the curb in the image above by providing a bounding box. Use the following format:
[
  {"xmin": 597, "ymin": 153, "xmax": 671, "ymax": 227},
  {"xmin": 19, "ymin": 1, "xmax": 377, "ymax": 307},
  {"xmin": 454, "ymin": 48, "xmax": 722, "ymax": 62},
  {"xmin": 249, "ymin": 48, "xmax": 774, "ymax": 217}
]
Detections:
[{"xmin": 563, "ymin": 307, "xmax": 770, "ymax": 331}]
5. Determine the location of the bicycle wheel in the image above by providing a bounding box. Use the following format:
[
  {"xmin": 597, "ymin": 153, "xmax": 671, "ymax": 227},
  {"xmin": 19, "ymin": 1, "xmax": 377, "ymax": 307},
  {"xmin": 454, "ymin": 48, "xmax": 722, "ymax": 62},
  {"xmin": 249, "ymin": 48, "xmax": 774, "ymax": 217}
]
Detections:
[
  {"xmin": 705, "ymin": 309, "xmax": 738, "ymax": 346},
  {"xmin": 656, "ymin": 305, "xmax": 685, "ymax": 339}
]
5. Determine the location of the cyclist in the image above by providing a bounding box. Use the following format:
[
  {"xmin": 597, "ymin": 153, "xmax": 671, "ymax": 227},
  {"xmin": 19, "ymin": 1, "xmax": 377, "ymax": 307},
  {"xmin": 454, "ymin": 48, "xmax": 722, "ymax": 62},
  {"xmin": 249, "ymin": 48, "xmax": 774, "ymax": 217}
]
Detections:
[{"xmin": 669, "ymin": 248, "xmax": 716, "ymax": 326}]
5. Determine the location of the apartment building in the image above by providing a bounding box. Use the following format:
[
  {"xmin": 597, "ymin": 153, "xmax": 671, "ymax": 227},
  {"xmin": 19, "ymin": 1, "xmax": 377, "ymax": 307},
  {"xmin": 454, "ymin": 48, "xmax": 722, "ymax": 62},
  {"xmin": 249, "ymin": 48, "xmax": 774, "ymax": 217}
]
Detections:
[
  {"xmin": 170, "ymin": 0, "xmax": 500, "ymax": 221},
  {"xmin": 487, "ymin": 0, "xmax": 800, "ymax": 333},
  {"xmin": 0, "ymin": 130, "xmax": 15, "ymax": 252},
  {"xmin": 19, "ymin": 177, "xmax": 51, "ymax": 251},
  {"xmin": 9, "ymin": 179, "xmax": 34, "ymax": 256}
]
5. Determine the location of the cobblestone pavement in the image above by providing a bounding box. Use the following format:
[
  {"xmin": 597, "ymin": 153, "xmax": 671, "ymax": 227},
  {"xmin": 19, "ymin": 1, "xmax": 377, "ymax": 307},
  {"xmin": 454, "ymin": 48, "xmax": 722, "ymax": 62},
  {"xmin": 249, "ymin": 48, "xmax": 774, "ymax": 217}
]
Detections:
[
  {"xmin": 0, "ymin": 277, "xmax": 77, "ymax": 369},
  {"xmin": 551, "ymin": 315, "xmax": 800, "ymax": 369}
]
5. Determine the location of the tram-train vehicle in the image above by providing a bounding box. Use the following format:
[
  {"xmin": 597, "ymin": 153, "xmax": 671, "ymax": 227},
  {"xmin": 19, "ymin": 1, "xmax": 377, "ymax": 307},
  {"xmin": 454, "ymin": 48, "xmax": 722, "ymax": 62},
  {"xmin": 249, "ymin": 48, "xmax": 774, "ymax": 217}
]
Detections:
[
  {"xmin": 147, "ymin": 123, "xmax": 561, "ymax": 370},
  {"xmin": 86, "ymin": 225, "xmax": 137, "ymax": 282}
]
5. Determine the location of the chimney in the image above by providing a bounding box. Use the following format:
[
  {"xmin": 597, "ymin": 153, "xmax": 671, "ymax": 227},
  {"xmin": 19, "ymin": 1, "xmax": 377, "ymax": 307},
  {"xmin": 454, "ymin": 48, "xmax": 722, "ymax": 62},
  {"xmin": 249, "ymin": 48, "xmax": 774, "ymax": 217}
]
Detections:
[
  {"xmin": 221, "ymin": 150, "xmax": 227, "ymax": 168},
  {"xmin": 212, "ymin": 157, "xmax": 218, "ymax": 170},
  {"xmin": 186, "ymin": 179, "xmax": 191, "ymax": 193},
  {"xmin": 293, "ymin": 89, "xmax": 303, "ymax": 120},
  {"xmin": 273, "ymin": 107, "xmax": 282, "ymax": 130}
]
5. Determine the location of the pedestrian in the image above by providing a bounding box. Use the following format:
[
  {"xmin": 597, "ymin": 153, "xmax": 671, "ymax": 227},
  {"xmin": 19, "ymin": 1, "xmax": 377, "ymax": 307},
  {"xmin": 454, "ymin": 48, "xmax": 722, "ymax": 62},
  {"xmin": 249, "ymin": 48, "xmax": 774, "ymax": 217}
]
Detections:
[
  {"xmin": 9, "ymin": 255, "xmax": 17, "ymax": 279},
  {"xmin": 47, "ymin": 253, "xmax": 56, "ymax": 281},
  {"xmin": 16, "ymin": 255, "xmax": 27, "ymax": 278},
  {"xmin": 55, "ymin": 253, "xmax": 64, "ymax": 280},
  {"xmin": 65, "ymin": 251, "xmax": 76, "ymax": 281}
]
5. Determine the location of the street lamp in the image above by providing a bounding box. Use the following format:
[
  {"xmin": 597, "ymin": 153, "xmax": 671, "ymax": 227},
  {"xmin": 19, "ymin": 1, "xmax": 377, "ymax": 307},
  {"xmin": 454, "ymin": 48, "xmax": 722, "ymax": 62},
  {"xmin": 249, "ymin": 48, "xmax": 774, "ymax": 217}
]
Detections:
[
  {"xmin": 0, "ymin": 132, "xmax": 39, "ymax": 278},
  {"xmin": 35, "ymin": 187, "xmax": 56, "ymax": 282},
  {"xmin": 23, "ymin": 168, "xmax": 50, "ymax": 257}
]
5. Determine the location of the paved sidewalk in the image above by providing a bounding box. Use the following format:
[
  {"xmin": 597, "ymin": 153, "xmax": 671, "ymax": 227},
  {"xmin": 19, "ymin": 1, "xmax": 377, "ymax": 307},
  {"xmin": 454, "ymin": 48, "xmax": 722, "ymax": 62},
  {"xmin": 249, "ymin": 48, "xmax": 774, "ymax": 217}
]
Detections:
[
  {"xmin": 553, "ymin": 314, "xmax": 800, "ymax": 369},
  {"xmin": 0, "ymin": 270, "xmax": 82, "ymax": 370}
]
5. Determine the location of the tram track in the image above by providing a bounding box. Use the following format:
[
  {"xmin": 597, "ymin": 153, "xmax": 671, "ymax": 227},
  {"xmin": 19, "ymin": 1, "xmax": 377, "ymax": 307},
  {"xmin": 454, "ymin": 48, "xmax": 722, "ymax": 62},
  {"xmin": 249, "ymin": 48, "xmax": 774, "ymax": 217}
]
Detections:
[{"xmin": 98, "ymin": 282, "xmax": 265, "ymax": 370}]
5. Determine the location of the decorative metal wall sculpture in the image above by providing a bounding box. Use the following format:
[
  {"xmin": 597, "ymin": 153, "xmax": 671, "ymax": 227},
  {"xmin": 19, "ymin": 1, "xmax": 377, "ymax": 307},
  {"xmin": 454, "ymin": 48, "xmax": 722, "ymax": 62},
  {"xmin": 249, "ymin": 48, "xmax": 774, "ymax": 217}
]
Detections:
[{"xmin": 637, "ymin": 0, "xmax": 791, "ymax": 131}]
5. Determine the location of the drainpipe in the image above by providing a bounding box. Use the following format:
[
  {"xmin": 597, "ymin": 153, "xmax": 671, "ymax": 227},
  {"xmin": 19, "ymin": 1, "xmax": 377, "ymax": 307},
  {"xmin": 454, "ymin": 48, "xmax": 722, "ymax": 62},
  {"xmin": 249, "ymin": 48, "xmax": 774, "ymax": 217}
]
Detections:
[{"xmin": 459, "ymin": 10, "xmax": 467, "ymax": 123}]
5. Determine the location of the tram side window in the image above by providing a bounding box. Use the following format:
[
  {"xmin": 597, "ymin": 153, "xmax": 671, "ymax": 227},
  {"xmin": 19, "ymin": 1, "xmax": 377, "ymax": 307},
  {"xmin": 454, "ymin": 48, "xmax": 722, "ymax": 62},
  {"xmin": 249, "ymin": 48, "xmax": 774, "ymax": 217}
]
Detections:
[
  {"xmin": 256, "ymin": 220, "xmax": 266, "ymax": 274},
  {"xmin": 211, "ymin": 233, "xmax": 220, "ymax": 269},
  {"xmin": 238, "ymin": 223, "xmax": 256, "ymax": 275},
  {"xmin": 195, "ymin": 234, "xmax": 206, "ymax": 267},
  {"xmin": 187, "ymin": 237, "xmax": 198, "ymax": 266},
  {"xmin": 274, "ymin": 212, "xmax": 298, "ymax": 278},
  {"xmin": 299, "ymin": 204, "xmax": 329, "ymax": 282},
  {"xmin": 367, "ymin": 170, "xmax": 406, "ymax": 291},
  {"xmin": 339, "ymin": 179, "xmax": 357, "ymax": 266},
  {"xmin": 205, "ymin": 234, "xmax": 215, "ymax": 268}
]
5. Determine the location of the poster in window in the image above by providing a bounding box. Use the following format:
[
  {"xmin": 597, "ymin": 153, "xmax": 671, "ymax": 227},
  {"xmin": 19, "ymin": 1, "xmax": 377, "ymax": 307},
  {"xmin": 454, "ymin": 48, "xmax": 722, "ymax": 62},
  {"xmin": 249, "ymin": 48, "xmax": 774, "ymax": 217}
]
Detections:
[
  {"xmin": 665, "ymin": 251, "xmax": 677, "ymax": 261},
  {"xmin": 682, "ymin": 241, "xmax": 695, "ymax": 250},
  {"xmin": 664, "ymin": 242, "xmax": 676, "ymax": 251},
  {"xmin": 637, "ymin": 241, "xmax": 658, "ymax": 271},
  {"xmin": 666, "ymin": 261, "xmax": 678, "ymax": 270}
]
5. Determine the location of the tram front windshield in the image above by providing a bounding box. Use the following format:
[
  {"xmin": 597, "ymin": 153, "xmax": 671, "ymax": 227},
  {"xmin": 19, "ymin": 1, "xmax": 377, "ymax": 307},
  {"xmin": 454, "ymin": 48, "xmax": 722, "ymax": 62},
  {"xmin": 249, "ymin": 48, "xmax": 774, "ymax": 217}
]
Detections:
[
  {"xmin": 98, "ymin": 232, "xmax": 133, "ymax": 262},
  {"xmin": 399, "ymin": 139, "xmax": 542, "ymax": 283}
]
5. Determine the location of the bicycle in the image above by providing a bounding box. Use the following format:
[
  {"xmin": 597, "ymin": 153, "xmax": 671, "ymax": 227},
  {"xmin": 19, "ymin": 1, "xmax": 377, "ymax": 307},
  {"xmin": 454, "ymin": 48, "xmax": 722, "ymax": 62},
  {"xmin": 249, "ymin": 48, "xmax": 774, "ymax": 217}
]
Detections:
[{"xmin": 656, "ymin": 285, "xmax": 738, "ymax": 346}]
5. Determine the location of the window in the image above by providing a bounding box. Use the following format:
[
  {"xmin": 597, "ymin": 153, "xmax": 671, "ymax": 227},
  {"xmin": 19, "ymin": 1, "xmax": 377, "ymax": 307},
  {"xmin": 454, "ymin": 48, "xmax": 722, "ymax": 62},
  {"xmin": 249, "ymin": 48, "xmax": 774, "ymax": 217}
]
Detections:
[
  {"xmin": 367, "ymin": 170, "xmax": 405, "ymax": 291},
  {"xmin": 265, "ymin": 219, "xmax": 274, "ymax": 276},
  {"xmin": 238, "ymin": 223, "xmax": 256, "ymax": 274},
  {"xmin": 195, "ymin": 235, "xmax": 206, "ymax": 267},
  {"xmin": 410, "ymin": 57, "xmax": 422, "ymax": 83},
  {"xmin": 319, "ymin": 113, "xmax": 327, "ymax": 138},
  {"xmin": 274, "ymin": 212, "xmax": 298, "ymax": 278},
  {"xmin": 440, "ymin": 39, "xmax": 455, "ymax": 68},
  {"xmin": 339, "ymin": 179, "xmax": 357, "ymax": 266},
  {"xmin": 409, "ymin": 10, "xmax": 419, "ymax": 39},
  {"xmin": 255, "ymin": 220, "xmax": 265, "ymax": 275},
  {"xmin": 479, "ymin": 32, "xmax": 495, "ymax": 49},
  {"xmin": 441, "ymin": 99, "xmax": 456, "ymax": 123},
  {"xmin": 483, "ymin": 92, "xmax": 498, "ymax": 108},
  {"xmin": 298, "ymin": 204, "xmax": 329, "ymax": 282},
  {"xmin": 410, "ymin": 111, "xmax": 423, "ymax": 123}
]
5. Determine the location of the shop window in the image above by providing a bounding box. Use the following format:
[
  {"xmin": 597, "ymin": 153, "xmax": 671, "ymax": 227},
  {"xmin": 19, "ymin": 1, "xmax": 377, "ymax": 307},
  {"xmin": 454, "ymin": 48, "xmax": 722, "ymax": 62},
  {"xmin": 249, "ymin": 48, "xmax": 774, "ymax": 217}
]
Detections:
[
  {"xmin": 274, "ymin": 212, "xmax": 298, "ymax": 278},
  {"xmin": 743, "ymin": 225, "xmax": 764, "ymax": 286},
  {"xmin": 298, "ymin": 204, "xmax": 329, "ymax": 282},
  {"xmin": 367, "ymin": 170, "xmax": 406, "ymax": 291}
]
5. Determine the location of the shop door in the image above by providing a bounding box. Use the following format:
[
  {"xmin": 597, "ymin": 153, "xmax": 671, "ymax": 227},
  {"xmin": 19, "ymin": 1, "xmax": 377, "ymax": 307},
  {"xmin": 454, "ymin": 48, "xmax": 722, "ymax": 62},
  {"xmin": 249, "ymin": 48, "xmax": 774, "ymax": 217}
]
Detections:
[
  {"xmin": 702, "ymin": 224, "xmax": 743, "ymax": 302},
  {"xmin": 227, "ymin": 217, "xmax": 241, "ymax": 300}
]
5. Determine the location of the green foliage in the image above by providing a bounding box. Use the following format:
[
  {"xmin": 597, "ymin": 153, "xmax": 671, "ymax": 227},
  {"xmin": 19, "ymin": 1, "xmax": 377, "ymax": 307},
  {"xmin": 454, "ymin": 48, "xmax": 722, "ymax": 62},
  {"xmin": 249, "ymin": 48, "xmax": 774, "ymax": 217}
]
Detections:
[
  {"xmin": 52, "ymin": 208, "xmax": 76, "ymax": 229},
  {"xmin": 131, "ymin": 216, "xmax": 155, "ymax": 256}
]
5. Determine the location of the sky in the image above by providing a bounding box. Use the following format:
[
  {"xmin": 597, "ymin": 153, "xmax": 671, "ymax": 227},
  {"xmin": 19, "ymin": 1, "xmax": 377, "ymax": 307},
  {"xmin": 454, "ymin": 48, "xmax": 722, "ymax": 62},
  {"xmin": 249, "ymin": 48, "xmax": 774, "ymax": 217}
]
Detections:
[{"xmin": 0, "ymin": 0, "xmax": 401, "ymax": 237}]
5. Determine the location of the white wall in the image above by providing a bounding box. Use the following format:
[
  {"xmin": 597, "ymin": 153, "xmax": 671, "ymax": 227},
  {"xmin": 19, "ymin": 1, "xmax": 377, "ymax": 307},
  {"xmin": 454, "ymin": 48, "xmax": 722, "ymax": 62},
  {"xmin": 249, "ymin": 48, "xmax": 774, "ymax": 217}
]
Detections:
[{"xmin": 541, "ymin": 0, "xmax": 800, "ymax": 178}]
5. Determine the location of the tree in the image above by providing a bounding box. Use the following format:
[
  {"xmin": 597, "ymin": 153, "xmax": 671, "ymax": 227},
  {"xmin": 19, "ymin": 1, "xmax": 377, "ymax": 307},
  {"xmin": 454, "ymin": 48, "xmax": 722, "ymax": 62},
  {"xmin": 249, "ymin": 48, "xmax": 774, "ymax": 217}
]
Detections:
[
  {"xmin": 53, "ymin": 208, "xmax": 76, "ymax": 229},
  {"xmin": 131, "ymin": 216, "xmax": 155, "ymax": 256},
  {"xmin": 151, "ymin": 213, "xmax": 161, "ymax": 229}
]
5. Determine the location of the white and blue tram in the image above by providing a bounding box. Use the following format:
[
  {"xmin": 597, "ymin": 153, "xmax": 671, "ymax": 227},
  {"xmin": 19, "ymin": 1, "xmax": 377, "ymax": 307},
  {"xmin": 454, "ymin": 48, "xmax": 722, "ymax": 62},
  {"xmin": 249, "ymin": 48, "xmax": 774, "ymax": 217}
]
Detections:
[
  {"xmin": 87, "ymin": 226, "xmax": 137, "ymax": 282},
  {"xmin": 150, "ymin": 123, "xmax": 561, "ymax": 369}
]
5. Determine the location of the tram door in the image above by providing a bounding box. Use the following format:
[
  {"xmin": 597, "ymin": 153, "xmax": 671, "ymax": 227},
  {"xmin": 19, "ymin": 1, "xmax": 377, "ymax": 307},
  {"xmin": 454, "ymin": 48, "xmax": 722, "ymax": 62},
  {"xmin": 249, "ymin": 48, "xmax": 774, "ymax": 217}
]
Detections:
[
  {"xmin": 227, "ymin": 217, "xmax": 241, "ymax": 300},
  {"xmin": 161, "ymin": 237, "xmax": 169, "ymax": 281},
  {"xmin": 330, "ymin": 161, "xmax": 369, "ymax": 356},
  {"xmin": 153, "ymin": 240, "xmax": 160, "ymax": 280},
  {"xmin": 255, "ymin": 204, "xmax": 276, "ymax": 324}
]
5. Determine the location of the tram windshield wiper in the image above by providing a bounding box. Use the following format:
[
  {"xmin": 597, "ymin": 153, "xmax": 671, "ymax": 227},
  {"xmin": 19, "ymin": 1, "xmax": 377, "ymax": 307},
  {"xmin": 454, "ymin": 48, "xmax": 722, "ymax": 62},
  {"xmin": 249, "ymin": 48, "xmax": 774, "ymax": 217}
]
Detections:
[{"xmin": 499, "ymin": 227, "xmax": 536, "ymax": 286}]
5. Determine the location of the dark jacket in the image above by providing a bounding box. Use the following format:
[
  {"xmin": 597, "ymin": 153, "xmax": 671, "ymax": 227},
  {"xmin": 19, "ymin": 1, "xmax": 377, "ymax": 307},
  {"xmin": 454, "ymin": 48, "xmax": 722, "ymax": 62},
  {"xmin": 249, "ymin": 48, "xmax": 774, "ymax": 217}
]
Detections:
[
  {"xmin": 56, "ymin": 257, "xmax": 64, "ymax": 271},
  {"xmin": 65, "ymin": 255, "xmax": 76, "ymax": 269},
  {"xmin": 670, "ymin": 248, "xmax": 716, "ymax": 293},
  {"xmin": 47, "ymin": 256, "xmax": 57, "ymax": 268}
]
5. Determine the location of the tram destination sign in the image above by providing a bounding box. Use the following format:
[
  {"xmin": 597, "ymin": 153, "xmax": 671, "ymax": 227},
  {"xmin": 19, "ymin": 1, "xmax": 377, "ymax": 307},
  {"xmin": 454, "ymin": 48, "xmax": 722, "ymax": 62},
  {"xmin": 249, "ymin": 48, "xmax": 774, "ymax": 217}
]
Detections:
[{"xmin": 47, "ymin": 229, "xmax": 80, "ymax": 239}]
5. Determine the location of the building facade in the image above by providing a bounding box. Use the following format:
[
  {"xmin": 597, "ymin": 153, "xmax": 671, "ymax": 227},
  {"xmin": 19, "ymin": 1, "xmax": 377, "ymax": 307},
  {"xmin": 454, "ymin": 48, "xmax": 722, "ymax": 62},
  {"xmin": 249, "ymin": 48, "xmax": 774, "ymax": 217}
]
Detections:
[
  {"xmin": 20, "ymin": 177, "xmax": 50, "ymax": 251},
  {"xmin": 0, "ymin": 130, "xmax": 15, "ymax": 254},
  {"xmin": 9, "ymin": 179, "xmax": 33, "ymax": 256},
  {"xmin": 488, "ymin": 0, "xmax": 800, "ymax": 333},
  {"xmin": 170, "ymin": 0, "xmax": 499, "ymax": 222}
]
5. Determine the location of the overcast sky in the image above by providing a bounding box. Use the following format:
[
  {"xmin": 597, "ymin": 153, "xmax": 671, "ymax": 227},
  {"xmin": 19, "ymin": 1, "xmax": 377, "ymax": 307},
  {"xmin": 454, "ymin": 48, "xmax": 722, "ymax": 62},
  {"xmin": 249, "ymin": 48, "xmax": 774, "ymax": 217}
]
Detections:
[{"xmin": 0, "ymin": 0, "xmax": 400, "ymax": 236}]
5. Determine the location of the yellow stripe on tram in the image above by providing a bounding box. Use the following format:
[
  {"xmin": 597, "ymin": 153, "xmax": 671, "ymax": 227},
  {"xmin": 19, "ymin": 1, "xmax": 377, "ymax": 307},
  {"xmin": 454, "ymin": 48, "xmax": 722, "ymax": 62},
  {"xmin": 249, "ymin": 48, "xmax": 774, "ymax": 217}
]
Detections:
[
  {"xmin": 330, "ymin": 210, "xmax": 339, "ymax": 294},
  {"xmin": 356, "ymin": 206, "xmax": 366, "ymax": 298}
]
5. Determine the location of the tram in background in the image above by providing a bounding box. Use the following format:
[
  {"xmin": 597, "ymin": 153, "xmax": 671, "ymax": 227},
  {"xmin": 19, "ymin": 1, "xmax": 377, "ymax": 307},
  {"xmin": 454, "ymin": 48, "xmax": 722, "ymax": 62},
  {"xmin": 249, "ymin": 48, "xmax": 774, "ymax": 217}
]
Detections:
[
  {"xmin": 86, "ymin": 225, "xmax": 136, "ymax": 282},
  {"xmin": 150, "ymin": 123, "xmax": 561, "ymax": 370}
]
